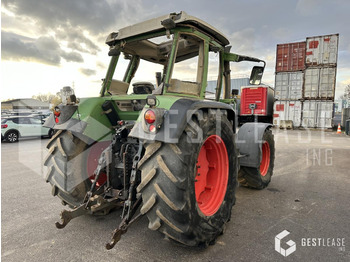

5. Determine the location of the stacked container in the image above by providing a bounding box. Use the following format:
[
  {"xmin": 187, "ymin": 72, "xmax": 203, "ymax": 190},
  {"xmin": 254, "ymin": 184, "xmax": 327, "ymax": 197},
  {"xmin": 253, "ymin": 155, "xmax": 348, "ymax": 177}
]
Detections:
[
  {"xmin": 274, "ymin": 41, "xmax": 306, "ymax": 128},
  {"xmin": 273, "ymin": 34, "xmax": 339, "ymax": 129}
]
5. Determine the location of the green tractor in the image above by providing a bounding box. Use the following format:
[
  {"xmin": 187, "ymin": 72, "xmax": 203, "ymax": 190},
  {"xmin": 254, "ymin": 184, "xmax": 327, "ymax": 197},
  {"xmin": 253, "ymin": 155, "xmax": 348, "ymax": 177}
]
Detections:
[{"xmin": 44, "ymin": 11, "xmax": 275, "ymax": 249}]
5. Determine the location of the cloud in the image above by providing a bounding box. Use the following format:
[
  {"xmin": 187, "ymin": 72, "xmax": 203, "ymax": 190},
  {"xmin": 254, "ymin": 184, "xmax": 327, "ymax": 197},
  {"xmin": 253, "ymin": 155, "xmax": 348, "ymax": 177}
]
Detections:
[
  {"xmin": 96, "ymin": 61, "xmax": 107, "ymax": 70},
  {"xmin": 1, "ymin": 31, "xmax": 61, "ymax": 65},
  {"xmin": 79, "ymin": 68, "xmax": 96, "ymax": 76},
  {"xmin": 1, "ymin": 31, "xmax": 84, "ymax": 65},
  {"xmin": 56, "ymin": 26, "xmax": 101, "ymax": 55},
  {"xmin": 228, "ymin": 28, "xmax": 256, "ymax": 54},
  {"xmin": 2, "ymin": 0, "xmax": 115, "ymax": 34},
  {"xmin": 61, "ymin": 51, "xmax": 84, "ymax": 63}
]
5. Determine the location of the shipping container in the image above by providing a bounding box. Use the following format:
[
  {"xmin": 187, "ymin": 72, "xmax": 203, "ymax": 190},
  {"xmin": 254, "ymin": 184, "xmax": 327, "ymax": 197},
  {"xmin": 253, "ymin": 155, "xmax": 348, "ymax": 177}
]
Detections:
[
  {"xmin": 305, "ymin": 34, "xmax": 339, "ymax": 66},
  {"xmin": 273, "ymin": 101, "xmax": 302, "ymax": 127},
  {"xmin": 239, "ymin": 85, "xmax": 274, "ymax": 124},
  {"xmin": 304, "ymin": 67, "xmax": 336, "ymax": 99},
  {"xmin": 276, "ymin": 42, "xmax": 306, "ymax": 72},
  {"xmin": 275, "ymin": 72, "xmax": 303, "ymax": 100},
  {"xmin": 302, "ymin": 101, "xmax": 334, "ymax": 128}
]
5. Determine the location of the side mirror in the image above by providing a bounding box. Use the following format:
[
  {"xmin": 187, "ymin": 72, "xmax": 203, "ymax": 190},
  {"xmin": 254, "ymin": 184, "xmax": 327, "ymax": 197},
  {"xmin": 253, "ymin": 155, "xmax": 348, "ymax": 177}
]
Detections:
[{"xmin": 249, "ymin": 66, "xmax": 264, "ymax": 85}]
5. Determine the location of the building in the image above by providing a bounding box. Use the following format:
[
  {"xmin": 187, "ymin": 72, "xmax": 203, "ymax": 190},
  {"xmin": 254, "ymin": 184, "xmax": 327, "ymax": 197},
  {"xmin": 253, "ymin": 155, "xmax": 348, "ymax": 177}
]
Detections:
[{"xmin": 1, "ymin": 98, "xmax": 50, "ymax": 114}]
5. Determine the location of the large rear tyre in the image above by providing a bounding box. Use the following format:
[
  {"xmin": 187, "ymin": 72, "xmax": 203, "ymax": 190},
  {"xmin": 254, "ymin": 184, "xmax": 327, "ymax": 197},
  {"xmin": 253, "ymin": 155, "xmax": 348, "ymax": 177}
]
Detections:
[
  {"xmin": 138, "ymin": 110, "xmax": 238, "ymax": 246},
  {"xmin": 44, "ymin": 130, "xmax": 91, "ymax": 208},
  {"xmin": 238, "ymin": 129, "xmax": 275, "ymax": 189}
]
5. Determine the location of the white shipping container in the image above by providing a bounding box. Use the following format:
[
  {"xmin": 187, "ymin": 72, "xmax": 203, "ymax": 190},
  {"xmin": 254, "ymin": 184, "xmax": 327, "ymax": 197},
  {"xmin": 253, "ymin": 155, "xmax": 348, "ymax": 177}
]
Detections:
[
  {"xmin": 273, "ymin": 100, "xmax": 302, "ymax": 127},
  {"xmin": 275, "ymin": 72, "xmax": 303, "ymax": 100},
  {"xmin": 305, "ymin": 34, "xmax": 339, "ymax": 66},
  {"xmin": 302, "ymin": 101, "xmax": 334, "ymax": 128},
  {"xmin": 304, "ymin": 68, "xmax": 319, "ymax": 98},
  {"xmin": 304, "ymin": 67, "xmax": 336, "ymax": 99},
  {"xmin": 319, "ymin": 67, "xmax": 336, "ymax": 98}
]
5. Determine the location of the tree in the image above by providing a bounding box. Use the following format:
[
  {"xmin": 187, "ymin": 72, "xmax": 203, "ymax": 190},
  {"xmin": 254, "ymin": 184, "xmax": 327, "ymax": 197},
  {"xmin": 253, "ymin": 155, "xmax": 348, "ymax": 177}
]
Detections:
[
  {"xmin": 50, "ymin": 96, "xmax": 62, "ymax": 109},
  {"xmin": 32, "ymin": 92, "xmax": 61, "ymax": 110},
  {"xmin": 32, "ymin": 93, "xmax": 58, "ymax": 103}
]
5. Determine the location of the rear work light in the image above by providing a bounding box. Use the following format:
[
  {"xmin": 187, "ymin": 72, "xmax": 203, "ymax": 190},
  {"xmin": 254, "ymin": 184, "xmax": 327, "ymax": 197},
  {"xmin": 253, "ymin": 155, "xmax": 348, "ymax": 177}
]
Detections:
[
  {"xmin": 144, "ymin": 110, "xmax": 156, "ymax": 124},
  {"xmin": 1, "ymin": 124, "xmax": 8, "ymax": 129}
]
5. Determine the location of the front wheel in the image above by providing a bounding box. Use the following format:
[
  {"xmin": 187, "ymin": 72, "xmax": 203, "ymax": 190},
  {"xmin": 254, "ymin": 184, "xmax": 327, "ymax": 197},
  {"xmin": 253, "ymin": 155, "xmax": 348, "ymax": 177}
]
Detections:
[
  {"xmin": 138, "ymin": 110, "xmax": 238, "ymax": 246},
  {"xmin": 238, "ymin": 129, "xmax": 275, "ymax": 189}
]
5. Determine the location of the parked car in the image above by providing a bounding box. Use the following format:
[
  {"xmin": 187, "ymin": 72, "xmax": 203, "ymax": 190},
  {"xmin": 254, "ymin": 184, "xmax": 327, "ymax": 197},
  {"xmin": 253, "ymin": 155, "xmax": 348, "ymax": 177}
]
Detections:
[
  {"xmin": 28, "ymin": 113, "xmax": 52, "ymax": 124},
  {"xmin": 1, "ymin": 116, "xmax": 54, "ymax": 142}
]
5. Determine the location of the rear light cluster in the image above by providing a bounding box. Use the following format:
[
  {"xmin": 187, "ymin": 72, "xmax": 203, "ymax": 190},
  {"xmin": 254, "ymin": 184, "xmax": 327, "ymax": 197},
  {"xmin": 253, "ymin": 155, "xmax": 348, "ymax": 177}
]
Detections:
[
  {"xmin": 54, "ymin": 107, "xmax": 60, "ymax": 123},
  {"xmin": 144, "ymin": 109, "xmax": 156, "ymax": 133},
  {"xmin": 1, "ymin": 124, "xmax": 8, "ymax": 129}
]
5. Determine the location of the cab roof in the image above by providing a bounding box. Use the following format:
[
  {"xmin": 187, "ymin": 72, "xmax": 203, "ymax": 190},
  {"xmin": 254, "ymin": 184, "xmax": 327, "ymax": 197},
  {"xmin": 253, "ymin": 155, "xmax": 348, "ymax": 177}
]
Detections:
[{"xmin": 106, "ymin": 11, "xmax": 229, "ymax": 46}]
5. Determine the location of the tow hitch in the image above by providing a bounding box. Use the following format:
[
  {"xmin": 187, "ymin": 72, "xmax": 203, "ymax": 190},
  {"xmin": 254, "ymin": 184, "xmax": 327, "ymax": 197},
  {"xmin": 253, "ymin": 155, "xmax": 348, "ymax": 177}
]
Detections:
[{"xmin": 54, "ymin": 123, "xmax": 145, "ymax": 250}]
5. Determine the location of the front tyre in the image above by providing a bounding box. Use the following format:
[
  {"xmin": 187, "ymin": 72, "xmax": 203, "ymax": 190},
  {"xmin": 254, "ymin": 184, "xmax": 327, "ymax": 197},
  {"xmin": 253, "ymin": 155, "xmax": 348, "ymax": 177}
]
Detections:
[
  {"xmin": 238, "ymin": 129, "xmax": 275, "ymax": 189},
  {"xmin": 138, "ymin": 110, "xmax": 238, "ymax": 246}
]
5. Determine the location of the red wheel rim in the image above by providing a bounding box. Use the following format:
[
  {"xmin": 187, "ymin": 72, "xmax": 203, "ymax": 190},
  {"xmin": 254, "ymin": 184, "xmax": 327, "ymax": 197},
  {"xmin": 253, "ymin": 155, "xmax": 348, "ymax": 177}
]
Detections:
[
  {"xmin": 195, "ymin": 135, "xmax": 229, "ymax": 216},
  {"xmin": 89, "ymin": 172, "xmax": 107, "ymax": 187},
  {"xmin": 260, "ymin": 141, "xmax": 270, "ymax": 176},
  {"xmin": 87, "ymin": 141, "xmax": 110, "ymax": 188}
]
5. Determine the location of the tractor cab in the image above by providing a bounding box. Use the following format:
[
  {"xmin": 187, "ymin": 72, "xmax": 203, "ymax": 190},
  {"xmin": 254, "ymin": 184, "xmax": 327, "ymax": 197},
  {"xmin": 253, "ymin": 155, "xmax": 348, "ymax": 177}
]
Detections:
[{"xmin": 101, "ymin": 11, "xmax": 265, "ymax": 104}]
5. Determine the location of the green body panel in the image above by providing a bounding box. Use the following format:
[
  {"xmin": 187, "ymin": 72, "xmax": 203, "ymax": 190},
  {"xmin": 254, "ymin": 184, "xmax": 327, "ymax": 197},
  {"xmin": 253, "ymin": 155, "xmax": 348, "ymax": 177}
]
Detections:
[
  {"xmin": 70, "ymin": 97, "xmax": 114, "ymax": 142},
  {"xmin": 69, "ymin": 94, "xmax": 183, "ymax": 142}
]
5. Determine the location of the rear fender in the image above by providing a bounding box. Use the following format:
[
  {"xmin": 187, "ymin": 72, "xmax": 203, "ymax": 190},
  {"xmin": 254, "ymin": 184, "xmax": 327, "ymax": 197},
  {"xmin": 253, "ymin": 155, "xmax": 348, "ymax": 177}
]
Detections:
[
  {"xmin": 129, "ymin": 98, "xmax": 236, "ymax": 143},
  {"xmin": 236, "ymin": 122, "xmax": 272, "ymax": 168},
  {"xmin": 43, "ymin": 97, "xmax": 115, "ymax": 144}
]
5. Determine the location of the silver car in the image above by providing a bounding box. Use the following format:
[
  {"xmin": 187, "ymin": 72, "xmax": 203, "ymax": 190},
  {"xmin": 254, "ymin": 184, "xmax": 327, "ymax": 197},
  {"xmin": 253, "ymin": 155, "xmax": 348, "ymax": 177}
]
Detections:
[{"xmin": 1, "ymin": 116, "xmax": 54, "ymax": 142}]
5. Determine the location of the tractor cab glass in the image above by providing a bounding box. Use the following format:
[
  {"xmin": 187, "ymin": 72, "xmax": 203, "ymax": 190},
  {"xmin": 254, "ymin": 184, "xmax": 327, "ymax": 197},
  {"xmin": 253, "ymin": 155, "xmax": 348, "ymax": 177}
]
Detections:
[
  {"xmin": 167, "ymin": 34, "xmax": 205, "ymax": 97},
  {"xmin": 106, "ymin": 35, "xmax": 172, "ymax": 96},
  {"xmin": 106, "ymin": 32, "xmax": 211, "ymax": 99}
]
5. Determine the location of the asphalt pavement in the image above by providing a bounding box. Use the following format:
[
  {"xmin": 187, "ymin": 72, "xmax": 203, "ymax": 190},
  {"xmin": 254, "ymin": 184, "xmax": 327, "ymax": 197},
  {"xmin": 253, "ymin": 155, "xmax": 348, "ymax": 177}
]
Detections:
[{"xmin": 1, "ymin": 130, "xmax": 350, "ymax": 261}]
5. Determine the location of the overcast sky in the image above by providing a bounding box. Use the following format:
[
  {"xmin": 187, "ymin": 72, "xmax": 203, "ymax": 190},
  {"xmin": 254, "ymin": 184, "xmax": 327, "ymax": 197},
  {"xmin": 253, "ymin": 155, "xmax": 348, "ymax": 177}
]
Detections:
[{"xmin": 1, "ymin": 0, "xmax": 350, "ymax": 100}]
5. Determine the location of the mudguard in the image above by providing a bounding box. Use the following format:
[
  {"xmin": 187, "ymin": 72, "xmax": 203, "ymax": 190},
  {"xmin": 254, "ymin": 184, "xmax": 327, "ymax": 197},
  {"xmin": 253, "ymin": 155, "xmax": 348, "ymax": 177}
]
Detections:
[
  {"xmin": 236, "ymin": 122, "xmax": 272, "ymax": 168},
  {"xmin": 129, "ymin": 98, "xmax": 236, "ymax": 143},
  {"xmin": 43, "ymin": 98, "xmax": 116, "ymax": 144}
]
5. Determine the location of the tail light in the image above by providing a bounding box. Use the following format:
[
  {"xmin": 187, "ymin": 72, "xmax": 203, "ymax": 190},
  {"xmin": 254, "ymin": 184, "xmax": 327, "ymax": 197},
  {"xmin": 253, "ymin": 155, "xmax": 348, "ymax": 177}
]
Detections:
[
  {"xmin": 142, "ymin": 108, "xmax": 166, "ymax": 134},
  {"xmin": 1, "ymin": 124, "xmax": 8, "ymax": 129},
  {"xmin": 144, "ymin": 110, "xmax": 156, "ymax": 124},
  {"xmin": 149, "ymin": 124, "xmax": 156, "ymax": 133},
  {"xmin": 54, "ymin": 107, "xmax": 60, "ymax": 123}
]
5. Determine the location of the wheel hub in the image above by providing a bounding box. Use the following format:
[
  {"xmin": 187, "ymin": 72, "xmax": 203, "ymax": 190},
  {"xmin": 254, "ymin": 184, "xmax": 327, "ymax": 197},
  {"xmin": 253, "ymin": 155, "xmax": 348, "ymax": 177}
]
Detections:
[{"xmin": 195, "ymin": 135, "xmax": 229, "ymax": 216}]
